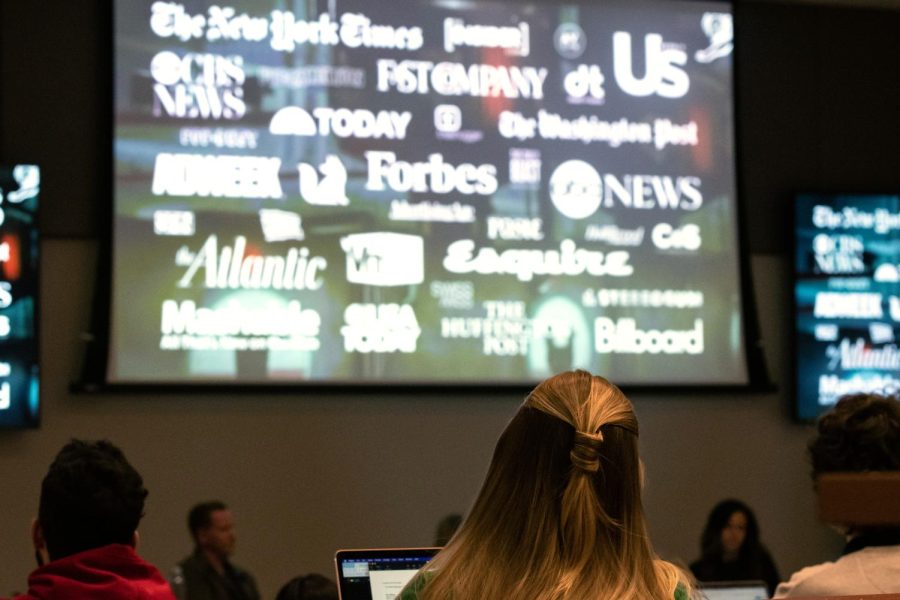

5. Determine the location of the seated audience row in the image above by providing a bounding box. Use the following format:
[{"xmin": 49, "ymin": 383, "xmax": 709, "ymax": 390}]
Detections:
[{"xmin": 2, "ymin": 370, "xmax": 899, "ymax": 599}]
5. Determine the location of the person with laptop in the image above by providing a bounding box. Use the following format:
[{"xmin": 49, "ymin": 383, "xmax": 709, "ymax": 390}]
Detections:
[
  {"xmin": 774, "ymin": 393, "xmax": 900, "ymax": 597},
  {"xmin": 690, "ymin": 499, "xmax": 780, "ymax": 595},
  {"xmin": 398, "ymin": 369, "xmax": 692, "ymax": 600}
]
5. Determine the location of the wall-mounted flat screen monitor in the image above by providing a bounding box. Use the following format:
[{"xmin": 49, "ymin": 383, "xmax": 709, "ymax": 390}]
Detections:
[
  {"xmin": 108, "ymin": 0, "xmax": 759, "ymax": 387},
  {"xmin": 794, "ymin": 193, "xmax": 900, "ymax": 422},
  {"xmin": 0, "ymin": 164, "xmax": 39, "ymax": 427}
]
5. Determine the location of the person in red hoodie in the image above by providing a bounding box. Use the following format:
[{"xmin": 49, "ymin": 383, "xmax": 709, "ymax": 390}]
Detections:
[{"xmin": 3, "ymin": 439, "xmax": 176, "ymax": 600}]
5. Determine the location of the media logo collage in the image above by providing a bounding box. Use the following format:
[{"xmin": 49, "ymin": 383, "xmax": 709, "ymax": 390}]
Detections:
[{"xmin": 118, "ymin": 1, "xmax": 738, "ymax": 381}]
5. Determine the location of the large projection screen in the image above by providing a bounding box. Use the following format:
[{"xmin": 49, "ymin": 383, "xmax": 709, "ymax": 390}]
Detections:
[{"xmin": 110, "ymin": 0, "xmax": 750, "ymax": 386}]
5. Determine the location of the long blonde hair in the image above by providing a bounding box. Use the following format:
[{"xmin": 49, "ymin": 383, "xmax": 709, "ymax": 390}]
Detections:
[{"xmin": 413, "ymin": 370, "xmax": 689, "ymax": 600}]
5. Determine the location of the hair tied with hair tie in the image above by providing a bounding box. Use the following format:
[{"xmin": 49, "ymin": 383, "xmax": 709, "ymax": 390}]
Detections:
[{"xmin": 570, "ymin": 430, "xmax": 604, "ymax": 473}]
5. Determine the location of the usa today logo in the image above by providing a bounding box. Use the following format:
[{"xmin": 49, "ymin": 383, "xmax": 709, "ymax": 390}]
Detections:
[{"xmin": 549, "ymin": 160, "xmax": 601, "ymax": 219}]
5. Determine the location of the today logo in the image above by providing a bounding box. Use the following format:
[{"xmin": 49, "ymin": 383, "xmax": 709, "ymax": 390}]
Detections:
[{"xmin": 269, "ymin": 106, "xmax": 411, "ymax": 139}]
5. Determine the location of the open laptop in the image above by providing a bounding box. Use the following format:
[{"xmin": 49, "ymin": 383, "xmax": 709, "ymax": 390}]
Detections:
[
  {"xmin": 334, "ymin": 548, "xmax": 440, "ymax": 600},
  {"xmin": 698, "ymin": 581, "xmax": 769, "ymax": 600}
]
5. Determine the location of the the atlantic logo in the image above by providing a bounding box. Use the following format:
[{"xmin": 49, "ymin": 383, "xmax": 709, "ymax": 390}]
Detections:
[
  {"xmin": 548, "ymin": 161, "xmax": 703, "ymax": 219},
  {"xmin": 444, "ymin": 18, "xmax": 530, "ymax": 56},
  {"xmin": 612, "ymin": 32, "xmax": 689, "ymax": 98},
  {"xmin": 298, "ymin": 155, "xmax": 349, "ymax": 206},
  {"xmin": 150, "ymin": 51, "xmax": 246, "ymax": 119},
  {"xmin": 340, "ymin": 232, "xmax": 424, "ymax": 286},
  {"xmin": 269, "ymin": 106, "xmax": 411, "ymax": 139},
  {"xmin": 341, "ymin": 303, "xmax": 421, "ymax": 353}
]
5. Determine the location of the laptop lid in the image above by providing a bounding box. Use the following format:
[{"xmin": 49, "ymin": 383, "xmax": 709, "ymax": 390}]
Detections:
[
  {"xmin": 334, "ymin": 547, "xmax": 439, "ymax": 600},
  {"xmin": 698, "ymin": 581, "xmax": 769, "ymax": 600}
]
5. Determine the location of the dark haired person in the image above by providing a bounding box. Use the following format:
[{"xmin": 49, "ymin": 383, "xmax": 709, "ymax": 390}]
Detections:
[
  {"xmin": 399, "ymin": 370, "xmax": 692, "ymax": 600},
  {"xmin": 774, "ymin": 393, "xmax": 900, "ymax": 597},
  {"xmin": 690, "ymin": 499, "xmax": 780, "ymax": 595},
  {"xmin": 173, "ymin": 501, "xmax": 260, "ymax": 600},
  {"xmin": 1, "ymin": 439, "xmax": 175, "ymax": 600}
]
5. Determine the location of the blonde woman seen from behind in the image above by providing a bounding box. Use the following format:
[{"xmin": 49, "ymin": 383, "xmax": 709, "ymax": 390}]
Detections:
[{"xmin": 399, "ymin": 370, "xmax": 692, "ymax": 600}]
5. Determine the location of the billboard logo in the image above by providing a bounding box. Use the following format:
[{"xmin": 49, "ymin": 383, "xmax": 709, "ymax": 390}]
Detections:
[
  {"xmin": 341, "ymin": 232, "xmax": 424, "ymax": 286},
  {"xmin": 613, "ymin": 32, "xmax": 689, "ymax": 98},
  {"xmin": 549, "ymin": 160, "xmax": 602, "ymax": 219},
  {"xmin": 554, "ymin": 23, "xmax": 586, "ymax": 59},
  {"xmin": 298, "ymin": 155, "xmax": 349, "ymax": 206}
]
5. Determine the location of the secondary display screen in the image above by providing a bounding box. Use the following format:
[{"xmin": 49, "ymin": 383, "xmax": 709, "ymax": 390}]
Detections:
[
  {"xmin": 794, "ymin": 194, "xmax": 900, "ymax": 421},
  {"xmin": 0, "ymin": 165, "xmax": 39, "ymax": 427},
  {"xmin": 111, "ymin": 0, "xmax": 749, "ymax": 386}
]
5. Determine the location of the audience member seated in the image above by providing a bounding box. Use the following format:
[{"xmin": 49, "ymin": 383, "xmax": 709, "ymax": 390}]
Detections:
[
  {"xmin": 1, "ymin": 439, "xmax": 175, "ymax": 600},
  {"xmin": 172, "ymin": 501, "xmax": 260, "ymax": 600},
  {"xmin": 433, "ymin": 513, "xmax": 462, "ymax": 547},
  {"xmin": 690, "ymin": 498, "xmax": 780, "ymax": 595},
  {"xmin": 274, "ymin": 574, "xmax": 338, "ymax": 600},
  {"xmin": 774, "ymin": 393, "xmax": 900, "ymax": 597},
  {"xmin": 399, "ymin": 369, "xmax": 692, "ymax": 600}
]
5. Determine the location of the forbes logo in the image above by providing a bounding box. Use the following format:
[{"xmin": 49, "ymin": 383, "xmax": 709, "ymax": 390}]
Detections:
[
  {"xmin": 613, "ymin": 32, "xmax": 689, "ymax": 98},
  {"xmin": 340, "ymin": 232, "xmax": 424, "ymax": 287},
  {"xmin": 549, "ymin": 160, "xmax": 601, "ymax": 220},
  {"xmin": 651, "ymin": 223, "xmax": 701, "ymax": 251}
]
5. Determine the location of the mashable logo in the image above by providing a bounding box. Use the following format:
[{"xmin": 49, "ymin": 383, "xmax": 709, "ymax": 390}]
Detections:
[{"xmin": 340, "ymin": 232, "xmax": 424, "ymax": 287}]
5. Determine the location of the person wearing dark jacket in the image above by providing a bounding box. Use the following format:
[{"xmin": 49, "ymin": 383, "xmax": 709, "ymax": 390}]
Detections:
[
  {"xmin": 172, "ymin": 501, "xmax": 260, "ymax": 600},
  {"xmin": 2, "ymin": 439, "xmax": 175, "ymax": 600}
]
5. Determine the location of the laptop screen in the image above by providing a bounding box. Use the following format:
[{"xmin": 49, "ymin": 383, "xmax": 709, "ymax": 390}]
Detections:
[
  {"xmin": 335, "ymin": 548, "xmax": 439, "ymax": 600},
  {"xmin": 699, "ymin": 581, "xmax": 769, "ymax": 600}
]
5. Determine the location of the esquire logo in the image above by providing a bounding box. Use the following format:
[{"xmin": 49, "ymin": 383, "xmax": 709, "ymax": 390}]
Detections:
[{"xmin": 549, "ymin": 160, "xmax": 702, "ymax": 220}]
